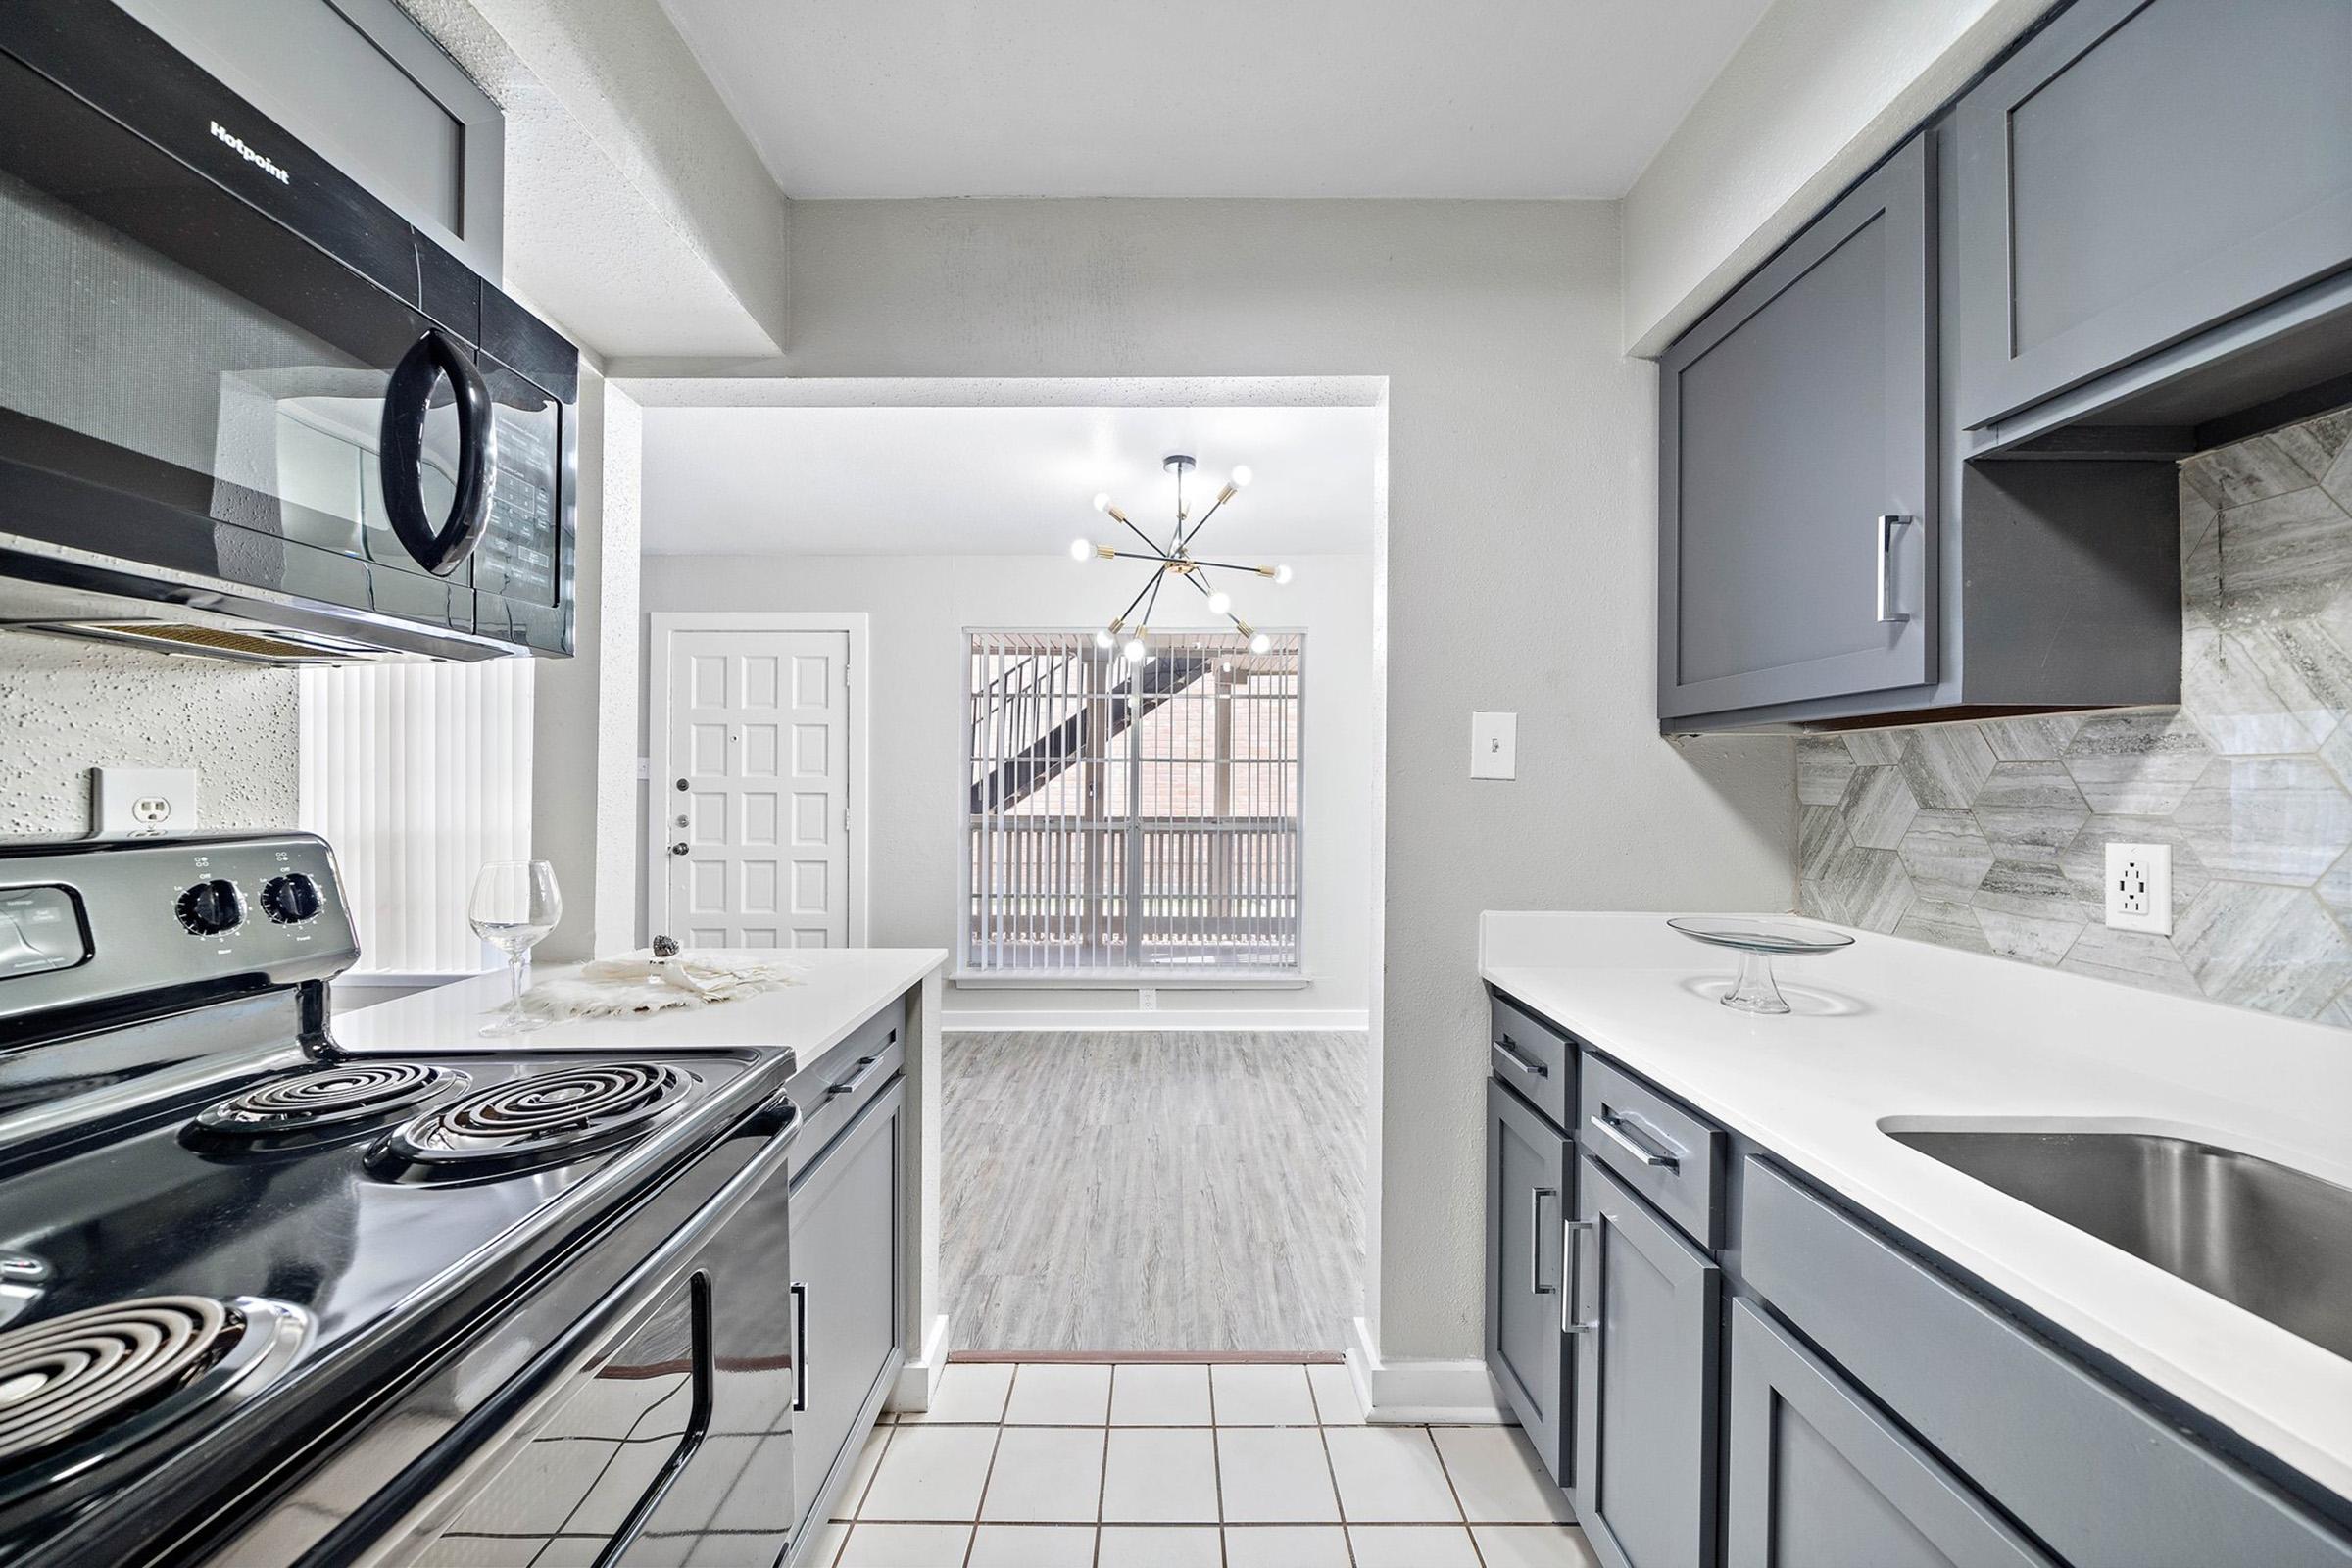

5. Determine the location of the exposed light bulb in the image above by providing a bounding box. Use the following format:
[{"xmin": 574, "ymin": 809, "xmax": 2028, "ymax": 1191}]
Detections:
[
  {"xmin": 1249, "ymin": 631, "xmax": 1272, "ymax": 655},
  {"xmin": 1092, "ymin": 492, "xmax": 1112, "ymax": 514},
  {"xmin": 1273, "ymin": 564, "xmax": 1294, "ymax": 585},
  {"xmin": 1230, "ymin": 466, "xmax": 1253, "ymax": 489},
  {"xmin": 1094, "ymin": 627, "xmax": 1116, "ymax": 650},
  {"xmin": 1069, "ymin": 537, "xmax": 1095, "ymax": 562},
  {"xmin": 1121, "ymin": 636, "xmax": 1148, "ymax": 663},
  {"xmin": 1206, "ymin": 590, "xmax": 1232, "ymax": 615}
]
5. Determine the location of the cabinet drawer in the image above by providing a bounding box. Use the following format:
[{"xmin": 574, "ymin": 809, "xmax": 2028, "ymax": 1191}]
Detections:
[
  {"xmin": 1579, "ymin": 1054, "xmax": 1723, "ymax": 1250},
  {"xmin": 786, "ymin": 995, "xmax": 907, "ymax": 1180},
  {"xmin": 1490, "ymin": 993, "xmax": 1574, "ymax": 1131},
  {"xmin": 1741, "ymin": 1158, "xmax": 2352, "ymax": 1568}
]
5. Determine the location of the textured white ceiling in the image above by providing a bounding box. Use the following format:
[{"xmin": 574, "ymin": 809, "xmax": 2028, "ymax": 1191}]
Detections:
[
  {"xmin": 640, "ymin": 404, "xmax": 1380, "ymax": 556},
  {"xmin": 653, "ymin": 0, "xmax": 1776, "ymax": 199}
]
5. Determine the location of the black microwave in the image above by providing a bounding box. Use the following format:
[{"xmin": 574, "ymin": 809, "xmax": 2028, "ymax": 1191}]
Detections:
[{"xmin": 0, "ymin": 0, "xmax": 575, "ymax": 663}]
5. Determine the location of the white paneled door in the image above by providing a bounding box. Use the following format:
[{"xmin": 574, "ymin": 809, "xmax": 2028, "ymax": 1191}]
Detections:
[{"xmin": 660, "ymin": 628, "xmax": 853, "ymax": 948}]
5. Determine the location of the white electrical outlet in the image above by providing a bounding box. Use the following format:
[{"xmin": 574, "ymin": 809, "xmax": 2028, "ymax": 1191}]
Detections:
[
  {"xmin": 91, "ymin": 767, "xmax": 198, "ymax": 838},
  {"xmin": 1471, "ymin": 711, "xmax": 1518, "ymax": 780},
  {"xmin": 2104, "ymin": 842, "xmax": 2172, "ymax": 935},
  {"xmin": 1138, "ymin": 988, "xmax": 1158, "ymax": 1011}
]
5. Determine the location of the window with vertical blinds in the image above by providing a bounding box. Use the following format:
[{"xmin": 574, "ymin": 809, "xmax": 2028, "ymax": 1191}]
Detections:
[
  {"xmin": 962, "ymin": 629, "xmax": 1302, "ymax": 979},
  {"xmin": 298, "ymin": 658, "xmax": 534, "ymax": 975}
]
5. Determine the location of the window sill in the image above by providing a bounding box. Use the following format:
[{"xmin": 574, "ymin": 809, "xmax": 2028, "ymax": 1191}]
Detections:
[{"xmin": 951, "ymin": 970, "xmax": 1311, "ymax": 991}]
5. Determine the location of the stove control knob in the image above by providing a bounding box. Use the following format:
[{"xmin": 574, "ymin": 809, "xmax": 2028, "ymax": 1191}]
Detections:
[
  {"xmin": 261, "ymin": 873, "xmax": 322, "ymax": 925},
  {"xmin": 175, "ymin": 879, "xmax": 243, "ymax": 936}
]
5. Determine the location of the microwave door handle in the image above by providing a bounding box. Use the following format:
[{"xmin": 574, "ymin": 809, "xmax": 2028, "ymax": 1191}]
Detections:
[{"xmin": 379, "ymin": 327, "xmax": 496, "ymax": 577}]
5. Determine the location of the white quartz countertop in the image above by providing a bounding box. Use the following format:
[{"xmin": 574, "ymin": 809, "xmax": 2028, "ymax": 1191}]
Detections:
[
  {"xmin": 1481, "ymin": 911, "xmax": 2352, "ymax": 1500},
  {"xmin": 334, "ymin": 948, "xmax": 946, "ymax": 1075}
]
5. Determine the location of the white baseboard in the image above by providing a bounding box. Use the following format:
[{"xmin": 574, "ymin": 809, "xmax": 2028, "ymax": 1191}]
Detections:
[
  {"xmin": 891, "ymin": 1313, "xmax": 953, "ymax": 1411},
  {"xmin": 941, "ymin": 1007, "xmax": 1370, "ymax": 1032},
  {"xmin": 1345, "ymin": 1317, "xmax": 1510, "ymax": 1425}
]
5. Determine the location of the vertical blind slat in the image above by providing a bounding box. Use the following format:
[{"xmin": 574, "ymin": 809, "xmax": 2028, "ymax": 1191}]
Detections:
[{"xmin": 297, "ymin": 659, "xmax": 536, "ymax": 975}]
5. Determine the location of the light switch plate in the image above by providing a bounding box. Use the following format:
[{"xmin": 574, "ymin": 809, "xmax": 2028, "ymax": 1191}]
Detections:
[
  {"xmin": 2104, "ymin": 842, "xmax": 2172, "ymax": 935},
  {"xmin": 1470, "ymin": 711, "xmax": 1517, "ymax": 780},
  {"xmin": 91, "ymin": 766, "xmax": 198, "ymax": 837}
]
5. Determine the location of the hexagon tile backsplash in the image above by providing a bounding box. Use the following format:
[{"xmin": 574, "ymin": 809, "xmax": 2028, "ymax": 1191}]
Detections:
[{"xmin": 1796, "ymin": 404, "xmax": 2352, "ymax": 1026}]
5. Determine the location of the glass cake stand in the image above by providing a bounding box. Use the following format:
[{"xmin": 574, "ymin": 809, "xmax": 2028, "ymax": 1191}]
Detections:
[{"xmin": 1667, "ymin": 917, "xmax": 1854, "ymax": 1015}]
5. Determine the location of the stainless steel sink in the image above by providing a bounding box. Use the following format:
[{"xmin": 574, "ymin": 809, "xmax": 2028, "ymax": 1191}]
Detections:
[{"xmin": 1886, "ymin": 1127, "xmax": 2352, "ymax": 1361}]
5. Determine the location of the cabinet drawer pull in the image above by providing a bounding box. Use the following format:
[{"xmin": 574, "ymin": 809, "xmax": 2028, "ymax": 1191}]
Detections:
[
  {"xmin": 1563, "ymin": 1217, "xmax": 1600, "ymax": 1335},
  {"xmin": 1530, "ymin": 1187, "xmax": 1558, "ymax": 1296},
  {"xmin": 1494, "ymin": 1033, "xmax": 1549, "ymax": 1078},
  {"xmin": 790, "ymin": 1281, "xmax": 808, "ymax": 1412},
  {"xmin": 826, "ymin": 1054, "xmax": 884, "ymax": 1098},
  {"xmin": 1590, "ymin": 1110, "xmax": 1681, "ymax": 1172},
  {"xmin": 1876, "ymin": 514, "xmax": 1913, "ymax": 624}
]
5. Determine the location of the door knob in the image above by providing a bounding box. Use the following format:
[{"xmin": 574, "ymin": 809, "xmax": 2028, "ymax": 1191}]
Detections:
[{"xmin": 669, "ymin": 842, "xmax": 689, "ymax": 857}]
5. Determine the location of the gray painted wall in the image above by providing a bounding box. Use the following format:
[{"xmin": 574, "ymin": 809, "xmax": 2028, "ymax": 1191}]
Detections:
[
  {"xmin": 1797, "ymin": 406, "xmax": 2352, "ymax": 1026},
  {"xmin": 772, "ymin": 198, "xmax": 1795, "ymax": 1363}
]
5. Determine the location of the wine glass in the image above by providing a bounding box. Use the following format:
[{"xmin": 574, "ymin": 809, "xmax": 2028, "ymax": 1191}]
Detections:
[{"xmin": 468, "ymin": 860, "xmax": 562, "ymax": 1036}]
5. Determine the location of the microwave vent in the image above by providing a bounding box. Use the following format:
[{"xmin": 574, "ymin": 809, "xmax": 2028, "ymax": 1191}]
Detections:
[{"xmin": 33, "ymin": 621, "xmax": 396, "ymax": 665}]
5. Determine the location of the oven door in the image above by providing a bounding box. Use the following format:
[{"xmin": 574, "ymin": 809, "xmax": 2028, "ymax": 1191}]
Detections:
[
  {"xmin": 0, "ymin": 4, "xmax": 525, "ymax": 656},
  {"xmin": 380, "ymin": 1119, "xmax": 800, "ymax": 1568}
]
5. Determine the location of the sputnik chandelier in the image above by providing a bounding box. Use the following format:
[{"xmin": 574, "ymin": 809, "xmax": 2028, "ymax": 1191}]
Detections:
[{"xmin": 1069, "ymin": 453, "xmax": 1292, "ymax": 661}]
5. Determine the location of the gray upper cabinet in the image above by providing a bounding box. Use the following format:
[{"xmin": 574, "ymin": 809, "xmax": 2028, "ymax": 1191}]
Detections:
[
  {"xmin": 1658, "ymin": 135, "xmax": 1935, "ymax": 721},
  {"xmin": 1725, "ymin": 1299, "xmax": 2052, "ymax": 1568},
  {"xmin": 1953, "ymin": 0, "xmax": 2352, "ymax": 433},
  {"xmin": 1486, "ymin": 1078, "xmax": 1575, "ymax": 1484},
  {"xmin": 1572, "ymin": 1154, "xmax": 1722, "ymax": 1568}
]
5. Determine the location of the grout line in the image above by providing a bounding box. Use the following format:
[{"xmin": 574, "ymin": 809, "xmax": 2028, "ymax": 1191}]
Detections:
[
  {"xmin": 1422, "ymin": 1424, "xmax": 1487, "ymax": 1566},
  {"xmin": 1314, "ymin": 1419, "xmax": 1358, "ymax": 1568},
  {"xmin": 837, "ymin": 1420, "xmax": 897, "ymax": 1523}
]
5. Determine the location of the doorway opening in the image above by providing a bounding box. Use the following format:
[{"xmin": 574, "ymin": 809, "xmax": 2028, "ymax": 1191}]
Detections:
[{"xmin": 631, "ymin": 376, "xmax": 1389, "ymax": 1357}]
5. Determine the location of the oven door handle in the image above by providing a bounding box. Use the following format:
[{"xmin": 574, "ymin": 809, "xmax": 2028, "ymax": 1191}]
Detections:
[
  {"xmin": 379, "ymin": 326, "xmax": 495, "ymax": 577},
  {"xmin": 790, "ymin": 1281, "xmax": 808, "ymax": 1413},
  {"xmin": 592, "ymin": 1271, "xmax": 716, "ymax": 1568}
]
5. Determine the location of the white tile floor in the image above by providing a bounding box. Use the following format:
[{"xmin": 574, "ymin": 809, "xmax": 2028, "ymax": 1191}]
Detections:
[{"xmin": 807, "ymin": 1361, "xmax": 1598, "ymax": 1568}]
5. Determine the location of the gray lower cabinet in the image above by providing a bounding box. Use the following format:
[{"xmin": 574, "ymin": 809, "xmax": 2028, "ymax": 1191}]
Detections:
[
  {"xmin": 1953, "ymin": 0, "xmax": 2352, "ymax": 432},
  {"xmin": 1485, "ymin": 1077, "xmax": 1574, "ymax": 1483},
  {"xmin": 786, "ymin": 1074, "xmax": 905, "ymax": 1556},
  {"xmin": 1570, "ymin": 1154, "xmax": 1722, "ymax": 1568},
  {"xmin": 1724, "ymin": 1298, "xmax": 2051, "ymax": 1568},
  {"xmin": 1657, "ymin": 134, "xmax": 1935, "ymax": 721}
]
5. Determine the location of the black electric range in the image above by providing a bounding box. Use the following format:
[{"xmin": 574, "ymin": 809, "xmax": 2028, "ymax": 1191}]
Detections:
[{"xmin": 0, "ymin": 834, "xmax": 804, "ymax": 1568}]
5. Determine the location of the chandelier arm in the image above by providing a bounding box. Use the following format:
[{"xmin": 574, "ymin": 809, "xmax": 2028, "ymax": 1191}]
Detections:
[
  {"xmin": 1110, "ymin": 513, "xmax": 1169, "ymax": 558},
  {"xmin": 1188, "ymin": 556, "xmax": 1276, "ymax": 574},
  {"xmin": 1178, "ymin": 494, "xmax": 1229, "ymax": 552},
  {"xmin": 1114, "ymin": 569, "xmax": 1159, "ymax": 627},
  {"xmin": 1141, "ymin": 565, "xmax": 1167, "ymax": 627},
  {"xmin": 1106, "ymin": 549, "xmax": 1175, "ymax": 564},
  {"xmin": 1180, "ymin": 564, "xmax": 1250, "ymax": 631}
]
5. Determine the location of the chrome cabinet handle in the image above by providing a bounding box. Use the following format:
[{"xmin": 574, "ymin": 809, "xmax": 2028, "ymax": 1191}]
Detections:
[
  {"xmin": 790, "ymin": 1281, "xmax": 808, "ymax": 1412},
  {"xmin": 1530, "ymin": 1187, "xmax": 1557, "ymax": 1296},
  {"xmin": 1876, "ymin": 514, "xmax": 1913, "ymax": 624},
  {"xmin": 1589, "ymin": 1110, "xmax": 1681, "ymax": 1172},
  {"xmin": 825, "ymin": 1053, "xmax": 886, "ymax": 1098},
  {"xmin": 1493, "ymin": 1033, "xmax": 1548, "ymax": 1079},
  {"xmin": 1562, "ymin": 1217, "xmax": 1599, "ymax": 1335}
]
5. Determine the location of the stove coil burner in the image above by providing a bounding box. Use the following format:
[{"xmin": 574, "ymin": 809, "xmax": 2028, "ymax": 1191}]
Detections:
[
  {"xmin": 0, "ymin": 1296, "xmax": 306, "ymax": 1478},
  {"xmin": 370, "ymin": 1062, "xmax": 695, "ymax": 1179},
  {"xmin": 190, "ymin": 1062, "xmax": 466, "ymax": 1146}
]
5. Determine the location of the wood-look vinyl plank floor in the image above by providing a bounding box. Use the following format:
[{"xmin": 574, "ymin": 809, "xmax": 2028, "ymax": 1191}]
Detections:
[{"xmin": 941, "ymin": 1030, "xmax": 1369, "ymax": 1352}]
